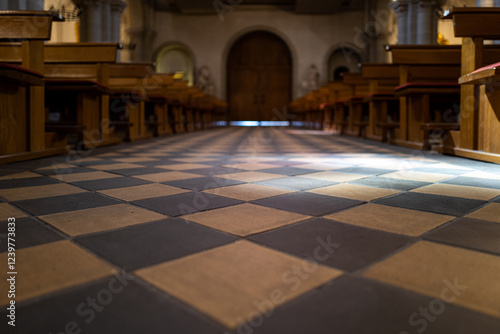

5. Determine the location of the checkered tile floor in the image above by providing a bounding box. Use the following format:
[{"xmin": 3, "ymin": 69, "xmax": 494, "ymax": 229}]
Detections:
[{"xmin": 2, "ymin": 127, "xmax": 500, "ymax": 333}]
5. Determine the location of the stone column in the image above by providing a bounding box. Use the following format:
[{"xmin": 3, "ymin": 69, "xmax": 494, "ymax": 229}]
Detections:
[
  {"xmin": 391, "ymin": 0, "xmax": 409, "ymax": 44},
  {"xmin": 101, "ymin": 0, "xmax": 111, "ymax": 42},
  {"xmin": 407, "ymin": 0, "xmax": 419, "ymax": 44},
  {"xmin": 417, "ymin": 0, "xmax": 434, "ymax": 44},
  {"xmin": 110, "ymin": 0, "xmax": 126, "ymax": 43},
  {"xmin": 9, "ymin": 0, "xmax": 27, "ymax": 10},
  {"xmin": 73, "ymin": 0, "xmax": 102, "ymax": 42},
  {"xmin": 26, "ymin": 0, "xmax": 43, "ymax": 10}
]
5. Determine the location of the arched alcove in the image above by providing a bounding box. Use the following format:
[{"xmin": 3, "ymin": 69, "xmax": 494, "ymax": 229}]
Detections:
[
  {"xmin": 155, "ymin": 44, "xmax": 194, "ymax": 85},
  {"xmin": 328, "ymin": 47, "xmax": 362, "ymax": 82}
]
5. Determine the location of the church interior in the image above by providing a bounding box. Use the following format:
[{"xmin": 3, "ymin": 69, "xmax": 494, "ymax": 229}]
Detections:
[{"xmin": 1, "ymin": 0, "xmax": 500, "ymax": 333}]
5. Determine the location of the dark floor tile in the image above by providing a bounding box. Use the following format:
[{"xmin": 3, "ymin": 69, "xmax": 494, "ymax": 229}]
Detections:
[
  {"xmin": 109, "ymin": 167, "xmax": 169, "ymax": 176},
  {"xmin": 13, "ymin": 279, "xmax": 224, "ymax": 334},
  {"xmin": 255, "ymin": 177, "xmax": 338, "ymax": 191},
  {"xmin": 249, "ymin": 275, "xmax": 500, "ymax": 334},
  {"xmin": 425, "ymin": 218, "xmax": 500, "ymax": 255},
  {"xmin": 258, "ymin": 167, "xmax": 318, "ymax": 176},
  {"xmin": 72, "ymin": 159, "xmax": 119, "ymax": 167},
  {"xmin": 162, "ymin": 176, "xmax": 245, "ymax": 191},
  {"xmin": 133, "ymin": 192, "xmax": 242, "ymax": 216},
  {"xmin": 409, "ymin": 167, "xmax": 470, "ymax": 175},
  {"xmin": 374, "ymin": 192, "xmax": 486, "ymax": 216},
  {"xmin": 77, "ymin": 218, "xmax": 237, "ymax": 270},
  {"xmin": 349, "ymin": 176, "xmax": 431, "ymax": 191},
  {"xmin": 0, "ymin": 176, "xmax": 59, "ymax": 189},
  {"xmin": 263, "ymin": 160, "xmax": 304, "ymax": 167},
  {"xmin": 0, "ymin": 218, "xmax": 63, "ymax": 251},
  {"xmin": 13, "ymin": 192, "xmax": 122, "ymax": 216},
  {"xmin": 183, "ymin": 167, "xmax": 246, "ymax": 176},
  {"xmin": 334, "ymin": 167, "xmax": 396, "ymax": 175},
  {"xmin": 252, "ymin": 192, "xmax": 362, "ymax": 216},
  {"xmin": 72, "ymin": 177, "xmax": 152, "ymax": 191},
  {"xmin": 34, "ymin": 166, "xmax": 97, "ymax": 176},
  {"xmin": 441, "ymin": 176, "xmax": 500, "ymax": 189},
  {"xmin": 250, "ymin": 218, "xmax": 412, "ymax": 272}
]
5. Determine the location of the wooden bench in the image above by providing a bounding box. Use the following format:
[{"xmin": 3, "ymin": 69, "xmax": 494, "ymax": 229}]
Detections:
[
  {"xmin": 108, "ymin": 62, "xmax": 156, "ymax": 141},
  {"xmin": 43, "ymin": 43, "xmax": 121, "ymax": 149},
  {"xmin": 387, "ymin": 45, "xmax": 465, "ymax": 150},
  {"xmin": 442, "ymin": 7, "xmax": 500, "ymax": 164},
  {"xmin": 0, "ymin": 42, "xmax": 122, "ymax": 149},
  {"xmin": 361, "ymin": 63, "xmax": 400, "ymax": 142},
  {"xmin": 0, "ymin": 10, "xmax": 68, "ymax": 164}
]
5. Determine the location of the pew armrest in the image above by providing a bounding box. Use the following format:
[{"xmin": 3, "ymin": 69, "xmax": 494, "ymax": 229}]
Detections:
[{"xmin": 459, "ymin": 62, "xmax": 500, "ymax": 85}]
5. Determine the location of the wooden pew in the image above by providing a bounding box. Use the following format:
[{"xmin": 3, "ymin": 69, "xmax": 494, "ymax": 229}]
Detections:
[
  {"xmin": 443, "ymin": 7, "xmax": 500, "ymax": 163},
  {"xmin": 0, "ymin": 42, "xmax": 122, "ymax": 149},
  {"xmin": 387, "ymin": 45, "xmax": 463, "ymax": 150},
  {"xmin": 108, "ymin": 62, "xmax": 155, "ymax": 141},
  {"xmin": 43, "ymin": 43, "xmax": 120, "ymax": 149},
  {"xmin": 0, "ymin": 10, "xmax": 68, "ymax": 164},
  {"xmin": 361, "ymin": 63, "xmax": 400, "ymax": 143}
]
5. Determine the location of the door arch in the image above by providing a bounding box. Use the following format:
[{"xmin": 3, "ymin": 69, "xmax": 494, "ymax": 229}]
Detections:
[{"xmin": 227, "ymin": 31, "xmax": 292, "ymax": 122}]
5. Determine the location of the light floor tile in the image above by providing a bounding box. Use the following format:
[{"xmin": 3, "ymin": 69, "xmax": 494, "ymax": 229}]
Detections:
[
  {"xmin": 99, "ymin": 183, "xmax": 189, "ymax": 201},
  {"xmin": 134, "ymin": 172, "xmax": 201, "ymax": 183},
  {"xmin": 39, "ymin": 204, "xmax": 165, "ymax": 236},
  {"xmin": 462, "ymin": 171, "xmax": 500, "ymax": 180},
  {"xmin": 0, "ymin": 203, "xmax": 28, "ymax": 221},
  {"xmin": 112, "ymin": 157, "xmax": 159, "ymax": 163},
  {"xmin": 222, "ymin": 162, "xmax": 281, "ymax": 171},
  {"xmin": 217, "ymin": 172, "xmax": 285, "ymax": 182},
  {"xmin": 136, "ymin": 240, "xmax": 342, "ymax": 329},
  {"xmin": 380, "ymin": 170, "xmax": 452, "ymax": 182},
  {"xmin": 308, "ymin": 184, "xmax": 399, "ymax": 201},
  {"xmin": 301, "ymin": 171, "xmax": 369, "ymax": 182},
  {"xmin": 290, "ymin": 163, "xmax": 345, "ymax": 170},
  {"xmin": 35, "ymin": 163, "xmax": 76, "ymax": 171},
  {"xmin": 203, "ymin": 184, "xmax": 295, "ymax": 201},
  {"xmin": 411, "ymin": 184, "xmax": 500, "ymax": 201},
  {"xmin": 51, "ymin": 171, "xmax": 122, "ymax": 183},
  {"xmin": 171, "ymin": 157, "xmax": 216, "ymax": 163},
  {"xmin": 425, "ymin": 163, "xmax": 473, "ymax": 171},
  {"xmin": 0, "ymin": 183, "xmax": 86, "ymax": 201},
  {"xmin": 73, "ymin": 157, "xmax": 102, "ymax": 163},
  {"xmin": 363, "ymin": 241, "xmax": 500, "ymax": 319},
  {"xmin": 158, "ymin": 163, "xmax": 213, "ymax": 170},
  {"xmin": 325, "ymin": 203, "xmax": 454, "ymax": 237},
  {"xmin": 0, "ymin": 240, "xmax": 117, "ymax": 306},
  {"xmin": 0, "ymin": 171, "xmax": 43, "ymax": 180},
  {"xmin": 183, "ymin": 203, "xmax": 310, "ymax": 236},
  {"xmin": 89, "ymin": 163, "xmax": 144, "ymax": 171},
  {"xmin": 466, "ymin": 203, "xmax": 500, "ymax": 223}
]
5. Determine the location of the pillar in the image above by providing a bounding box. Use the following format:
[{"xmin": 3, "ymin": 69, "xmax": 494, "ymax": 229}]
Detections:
[
  {"xmin": 9, "ymin": 0, "xmax": 26, "ymax": 10},
  {"xmin": 26, "ymin": 0, "xmax": 43, "ymax": 10},
  {"xmin": 417, "ymin": 0, "xmax": 434, "ymax": 44},
  {"xmin": 391, "ymin": 0, "xmax": 409, "ymax": 44},
  {"xmin": 110, "ymin": 0, "xmax": 126, "ymax": 43},
  {"xmin": 73, "ymin": 0, "xmax": 102, "ymax": 42},
  {"xmin": 101, "ymin": 0, "xmax": 111, "ymax": 42},
  {"xmin": 407, "ymin": 0, "xmax": 419, "ymax": 44}
]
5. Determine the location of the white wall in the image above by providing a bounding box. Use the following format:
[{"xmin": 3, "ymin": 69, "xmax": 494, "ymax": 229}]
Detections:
[{"xmin": 149, "ymin": 8, "xmax": 366, "ymax": 99}]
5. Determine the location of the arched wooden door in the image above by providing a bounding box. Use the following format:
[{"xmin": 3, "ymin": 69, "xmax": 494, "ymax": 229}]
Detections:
[{"xmin": 227, "ymin": 31, "xmax": 292, "ymax": 122}]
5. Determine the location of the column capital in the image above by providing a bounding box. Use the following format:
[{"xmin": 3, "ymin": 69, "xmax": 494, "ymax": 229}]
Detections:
[
  {"xmin": 418, "ymin": 0, "xmax": 436, "ymax": 8},
  {"xmin": 110, "ymin": 0, "xmax": 126, "ymax": 12},
  {"xmin": 73, "ymin": 0, "xmax": 101, "ymax": 8},
  {"xmin": 391, "ymin": 0, "xmax": 409, "ymax": 13}
]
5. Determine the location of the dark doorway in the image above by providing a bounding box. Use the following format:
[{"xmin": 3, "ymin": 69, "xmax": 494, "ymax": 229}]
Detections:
[{"xmin": 227, "ymin": 31, "xmax": 292, "ymax": 121}]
